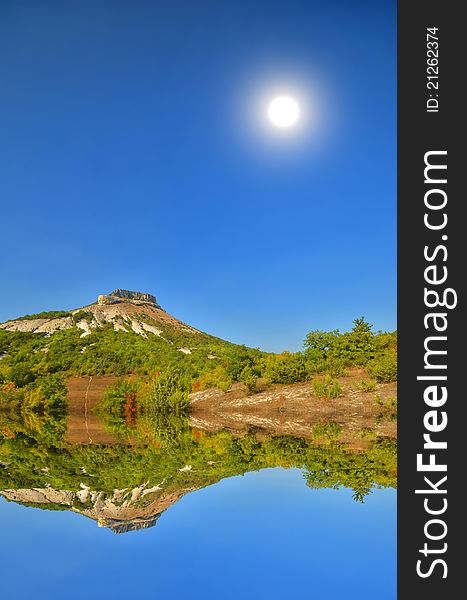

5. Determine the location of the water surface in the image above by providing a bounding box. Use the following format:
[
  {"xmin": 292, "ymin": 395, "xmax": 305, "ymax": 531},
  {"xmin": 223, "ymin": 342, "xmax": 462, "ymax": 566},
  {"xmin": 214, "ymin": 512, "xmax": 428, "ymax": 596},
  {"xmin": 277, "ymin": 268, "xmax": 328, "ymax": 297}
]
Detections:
[{"xmin": 0, "ymin": 409, "xmax": 396, "ymax": 599}]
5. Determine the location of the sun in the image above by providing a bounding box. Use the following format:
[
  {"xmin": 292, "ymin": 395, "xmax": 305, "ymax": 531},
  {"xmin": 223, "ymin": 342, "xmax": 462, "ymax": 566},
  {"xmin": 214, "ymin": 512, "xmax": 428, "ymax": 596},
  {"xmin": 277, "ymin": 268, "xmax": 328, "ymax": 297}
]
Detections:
[{"xmin": 268, "ymin": 96, "xmax": 300, "ymax": 128}]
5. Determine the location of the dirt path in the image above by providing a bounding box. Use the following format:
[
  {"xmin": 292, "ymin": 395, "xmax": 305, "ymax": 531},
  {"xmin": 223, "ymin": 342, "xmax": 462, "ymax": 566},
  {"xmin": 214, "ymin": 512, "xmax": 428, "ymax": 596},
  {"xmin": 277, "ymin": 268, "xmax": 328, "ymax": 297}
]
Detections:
[{"xmin": 66, "ymin": 376, "xmax": 123, "ymax": 445}]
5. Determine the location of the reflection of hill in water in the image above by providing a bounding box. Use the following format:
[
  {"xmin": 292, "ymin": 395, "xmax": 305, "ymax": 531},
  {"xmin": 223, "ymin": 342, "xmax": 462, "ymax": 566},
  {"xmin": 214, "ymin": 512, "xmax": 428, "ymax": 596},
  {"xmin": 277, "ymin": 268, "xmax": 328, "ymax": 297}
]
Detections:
[
  {"xmin": 101, "ymin": 514, "xmax": 163, "ymax": 534},
  {"xmin": 0, "ymin": 409, "xmax": 397, "ymax": 533},
  {"xmin": 6, "ymin": 483, "xmax": 187, "ymax": 532},
  {"xmin": 1, "ymin": 484, "xmax": 193, "ymax": 533}
]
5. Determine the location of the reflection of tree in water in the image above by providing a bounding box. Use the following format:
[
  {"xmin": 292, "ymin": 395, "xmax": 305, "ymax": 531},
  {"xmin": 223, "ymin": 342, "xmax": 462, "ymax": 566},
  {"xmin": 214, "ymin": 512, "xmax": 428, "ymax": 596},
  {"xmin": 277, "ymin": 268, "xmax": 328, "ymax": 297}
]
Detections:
[
  {"xmin": 303, "ymin": 436, "xmax": 397, "ymax": 502},
  {"xmin": 1, "ymin": 403, "xmax": 396, "ymax": 514}
]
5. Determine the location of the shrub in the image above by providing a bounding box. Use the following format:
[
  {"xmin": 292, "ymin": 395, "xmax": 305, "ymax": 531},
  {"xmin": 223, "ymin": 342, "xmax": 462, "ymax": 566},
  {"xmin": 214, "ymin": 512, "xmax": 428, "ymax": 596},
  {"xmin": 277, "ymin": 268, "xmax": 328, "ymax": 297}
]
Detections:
[
  {"xmin": 375, "ymin": 394, "xmax": 397, "ymax": 419},
  {"xmin": 192, "ymin": 366, "xmax": 232, "ymax": 392},
  {"xmin": 99, "ymin": 368, "xmax": 191, "ymax": 419},
  {"xmin": 358, "ymin": 427, "xmax": 377, "ymax": 440},
  {"xmin": 263, "ymin": 352, "xmax": 309, "ymax": 384},
  {"xmin": 356, "ymin": 379, "xmax": 377, "ymax": 392},
  {"xmin": 238, "ymin": 365, "xmax": 259, "ymax": 394},
  {"xmin": 311, "ymin": 357, "xmax": 348, "ymax": 378},
  {"xmin": 97, "ymin": 379, "xmax": 136, "ymax": 415},
  {"xmin": 224, "ymin": 346, "xmax": 256, "ymax": 380},
  {"xmin": 72, "ymin": 310, "xmax": 93, "ymax": 323},
  {"xmin": 303, "ymin": 318, "xmax": 396, "ymax": 372},
  {"xmin": 139, "ymin": 367, "xmax": 190, "ymax": 414},
  {"xmin": 6, "ymin": 364, "xmax": 36, "ymax": 387},
  {"xmin": 367, "ymin": 354, "xmax": 397, "ymax": 383},
  {"xmin": 312, "ymin": 420, "xmax": 342, "ymax": 441},
  {"xmin": 312, "ymin": 376, "xmax": 342, "ymax": 399},
  {"xmin": 0, "ymin": 373, "xmax": 67, "ymax": 415}
]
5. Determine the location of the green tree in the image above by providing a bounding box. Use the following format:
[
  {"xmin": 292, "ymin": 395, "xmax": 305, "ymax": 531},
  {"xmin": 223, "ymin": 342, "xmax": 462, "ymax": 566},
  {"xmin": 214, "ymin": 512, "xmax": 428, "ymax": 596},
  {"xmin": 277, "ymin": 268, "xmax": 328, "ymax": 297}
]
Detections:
[
  {"xmin": 303, "ymin": 330, "xmax": 340, "ymax": 356},
  {"xmin": 329, "ymin": 317, "xmax": 375, "ymax": 366}
]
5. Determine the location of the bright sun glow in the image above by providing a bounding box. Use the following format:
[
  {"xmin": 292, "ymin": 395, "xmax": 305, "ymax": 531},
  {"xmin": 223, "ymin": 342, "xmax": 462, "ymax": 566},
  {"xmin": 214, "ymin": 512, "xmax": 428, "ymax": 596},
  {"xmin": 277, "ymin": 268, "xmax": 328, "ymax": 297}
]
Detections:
[{"xmin": 268, "ymin": 96, "xmax": 300, "ymax": 127}]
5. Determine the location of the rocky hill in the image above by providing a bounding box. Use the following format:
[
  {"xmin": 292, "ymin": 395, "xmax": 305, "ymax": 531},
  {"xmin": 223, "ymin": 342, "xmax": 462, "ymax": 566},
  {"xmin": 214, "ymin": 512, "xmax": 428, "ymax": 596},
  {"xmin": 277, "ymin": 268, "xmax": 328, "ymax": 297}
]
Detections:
[
  {"xmin": 0, "ymin": 289, "xmax": 240, "ymax": 384},
  {"xmin": 0, "ymin": 289, "xmax": 200, "ymax": 339},
  {"xmin": 0, "ymin": 482, "xmax": 198, "ymax": 534}
]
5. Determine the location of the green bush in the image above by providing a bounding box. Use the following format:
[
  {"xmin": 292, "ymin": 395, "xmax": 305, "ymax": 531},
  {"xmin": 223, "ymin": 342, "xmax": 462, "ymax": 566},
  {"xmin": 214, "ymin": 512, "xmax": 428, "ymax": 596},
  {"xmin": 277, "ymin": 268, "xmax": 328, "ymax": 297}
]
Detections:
[
  {"xmin": 97, "ymin": 379, "xmax": 136, "ymax": 415},
  {"xmin": 72, "ymin": 310, "xmax": 93, "ymax": 323},
  {"xmin": 375, "ymin": 394, "xmax": 397, "ymax": 419},
  {"xmin": 0, "ymin": 373, "xmax": 67, "ymax": 415},
  {"xmin": 6, "ymin": 364, "xmax": 36, "ymax": 387},
  {"xmin": 139, "ymin": 367, "xmax": 190, "ymax": 414},
  {"xmin": 309, "ymin": 357, "xmax": 348, "ymax": 378},
  {"xmin": 224, "ymin": 346, "xmax": 256, "ymax": 380},
  {"xmin": 367, "ymin": 354, "xmax": 397, "ymax": 383},
  {"xmin": 356, "ymin": 379, "xmax": 377, "ymax": 392},
  {"xmin": 312, "ymin": 420, "xmax": 342, "ymax": 441},
  {"xmin": 304, "ymin": 318, "xmax": 397, "ymax": 372},
  {"xmin": 358, "ymin": 427, "xmax": 377, "ymax": 440},
  {"xmin": 263, "ymin": 352, "xmax": 309, "ymax": 384},
  {"xmin": 238, "ymin": 365, "xmax": 259, "ymax": 393},
  {"xmin": 312, "ymin": 375, "xmax": 342, "ymax": 399},
  {"xmin": 192, "ymin": 366, "xmax": 233, "ymax": 392}
]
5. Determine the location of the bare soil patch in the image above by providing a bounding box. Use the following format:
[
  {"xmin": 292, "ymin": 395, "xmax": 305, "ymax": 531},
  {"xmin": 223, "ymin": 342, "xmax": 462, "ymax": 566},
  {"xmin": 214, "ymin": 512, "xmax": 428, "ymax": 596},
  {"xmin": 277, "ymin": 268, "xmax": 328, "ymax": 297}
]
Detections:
[
  {"xmin": 189, "ymin": 368, "xmax": 397, "ymax": 447},
  {"xmin": 66, "ymin": 369, "xmax": 397, "ymax": 447}
]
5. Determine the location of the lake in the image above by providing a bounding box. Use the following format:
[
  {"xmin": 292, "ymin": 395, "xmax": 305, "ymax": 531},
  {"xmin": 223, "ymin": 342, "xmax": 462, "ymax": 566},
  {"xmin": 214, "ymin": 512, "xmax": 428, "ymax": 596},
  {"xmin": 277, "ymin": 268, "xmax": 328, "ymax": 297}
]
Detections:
[{"xmin": 0, "ymin": 410, "xmax": 396, "ymax": 599}]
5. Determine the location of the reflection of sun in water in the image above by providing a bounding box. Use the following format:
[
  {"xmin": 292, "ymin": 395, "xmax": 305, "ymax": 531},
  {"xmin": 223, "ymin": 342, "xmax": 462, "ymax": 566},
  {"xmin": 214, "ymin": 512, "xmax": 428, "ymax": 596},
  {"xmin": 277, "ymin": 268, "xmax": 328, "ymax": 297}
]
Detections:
[{"xmin": 268, "ymin": 96, "xmax": 300, "ymax": 127}]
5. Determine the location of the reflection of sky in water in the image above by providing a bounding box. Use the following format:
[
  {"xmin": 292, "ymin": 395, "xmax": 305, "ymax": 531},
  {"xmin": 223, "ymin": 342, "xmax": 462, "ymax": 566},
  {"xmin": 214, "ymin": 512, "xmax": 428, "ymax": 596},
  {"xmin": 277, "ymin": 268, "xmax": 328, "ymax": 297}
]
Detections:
[{"xmin": 1, "ymin": 468, "xmax": 395, "ymax": 600}]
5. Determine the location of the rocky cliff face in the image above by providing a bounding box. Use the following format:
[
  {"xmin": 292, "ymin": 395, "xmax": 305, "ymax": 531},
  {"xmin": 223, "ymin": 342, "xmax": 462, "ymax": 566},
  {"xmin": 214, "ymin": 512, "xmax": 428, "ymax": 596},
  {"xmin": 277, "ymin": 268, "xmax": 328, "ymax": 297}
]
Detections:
[{"xmin": 97, "ymin": 289, "xmax": 160, "ymax": 307}]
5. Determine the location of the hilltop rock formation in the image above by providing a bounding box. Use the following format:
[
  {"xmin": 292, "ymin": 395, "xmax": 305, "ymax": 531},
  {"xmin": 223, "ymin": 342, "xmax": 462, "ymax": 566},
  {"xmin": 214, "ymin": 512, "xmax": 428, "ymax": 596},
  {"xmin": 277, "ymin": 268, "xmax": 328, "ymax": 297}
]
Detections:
[{"xmin": 97, "ymin": 289, "xmax": 160, "ymax": 307}]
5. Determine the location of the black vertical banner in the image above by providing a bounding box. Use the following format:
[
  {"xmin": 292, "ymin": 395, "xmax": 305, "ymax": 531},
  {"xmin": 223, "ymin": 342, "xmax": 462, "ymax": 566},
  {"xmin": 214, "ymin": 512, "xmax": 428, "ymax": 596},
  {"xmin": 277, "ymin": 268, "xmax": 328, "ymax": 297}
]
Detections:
[{"xmin": 398, "ymin": 1, "xmax": 463, "ymax": 597}]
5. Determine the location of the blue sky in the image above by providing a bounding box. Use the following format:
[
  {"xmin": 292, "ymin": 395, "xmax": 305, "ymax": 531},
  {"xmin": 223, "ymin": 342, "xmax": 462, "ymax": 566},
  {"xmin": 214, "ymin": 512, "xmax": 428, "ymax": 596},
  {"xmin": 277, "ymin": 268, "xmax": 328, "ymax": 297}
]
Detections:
[{"xmin": 0, "ymin": 0, "xmax": 396, "ymax": 352}]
